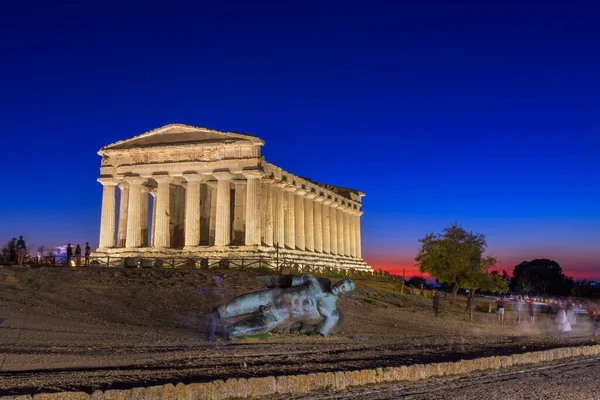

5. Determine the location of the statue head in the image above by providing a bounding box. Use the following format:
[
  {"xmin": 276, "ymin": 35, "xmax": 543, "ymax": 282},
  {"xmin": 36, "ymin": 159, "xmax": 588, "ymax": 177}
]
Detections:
[{"xmin": 331, "ymin": 278, "xmax": 356, "ymax": 297}]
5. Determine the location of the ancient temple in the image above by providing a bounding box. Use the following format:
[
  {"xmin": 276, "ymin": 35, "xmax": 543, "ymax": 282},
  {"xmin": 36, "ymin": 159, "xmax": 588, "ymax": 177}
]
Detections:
[{"xmin": 95, "ymin": 123, "xmax": 370, "ymax": 271}]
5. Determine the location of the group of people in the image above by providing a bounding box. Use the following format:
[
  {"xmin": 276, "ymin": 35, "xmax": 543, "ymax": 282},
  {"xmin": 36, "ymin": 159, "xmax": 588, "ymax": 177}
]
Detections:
[
  {"xmin": 7, "ymin": 236, "xmax": 27, "ymax": 264},
  {"xmin": 510, "ymin": 297, "xmax": 537, "ymax": 324},
  {"xmin": 5, "ymin": 237, "xmax": 92, "ymax": 267},
  {"xmin": 65, "ymin": 242, "xmax": 92, "ymax": 266}
]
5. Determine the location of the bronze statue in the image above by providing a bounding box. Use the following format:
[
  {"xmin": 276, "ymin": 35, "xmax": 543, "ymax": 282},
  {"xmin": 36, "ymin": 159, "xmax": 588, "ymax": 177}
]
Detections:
[{"xmin": 209, "ymin": 274, "xmax": 355, "ymax": 339}]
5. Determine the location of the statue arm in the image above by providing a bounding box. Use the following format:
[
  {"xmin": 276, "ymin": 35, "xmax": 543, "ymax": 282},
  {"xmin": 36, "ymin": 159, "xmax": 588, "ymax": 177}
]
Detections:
[{"xmin": 314, "ymin": 309, "xmax": 339, "ymax": 336}]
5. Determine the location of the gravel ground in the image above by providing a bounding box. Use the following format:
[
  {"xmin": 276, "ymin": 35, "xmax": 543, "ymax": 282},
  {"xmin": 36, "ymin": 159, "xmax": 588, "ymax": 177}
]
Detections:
[
  {"xmin": 275, "ymin": 356, "xmax": 600, "ymax": 399},
  {"xmin": 0, "ymin": 266, "xmax": 596, "ymax": 396}
]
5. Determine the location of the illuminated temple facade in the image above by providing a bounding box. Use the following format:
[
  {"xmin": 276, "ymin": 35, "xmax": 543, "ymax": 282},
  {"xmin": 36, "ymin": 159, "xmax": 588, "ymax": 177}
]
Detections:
[{"xmin": 95, "ymin": 123, "xmax": 370, "ymax": 271}]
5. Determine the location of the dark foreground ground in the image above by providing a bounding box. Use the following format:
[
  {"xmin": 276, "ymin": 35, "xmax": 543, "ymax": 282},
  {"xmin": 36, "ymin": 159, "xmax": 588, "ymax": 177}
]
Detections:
[
  {"xmin": 277, "ymin": 356, "xmax": 600, "ymax": 400},
  {"xmin": 0, "ymin": 266, "xmax": 597, "ymax": 396}
]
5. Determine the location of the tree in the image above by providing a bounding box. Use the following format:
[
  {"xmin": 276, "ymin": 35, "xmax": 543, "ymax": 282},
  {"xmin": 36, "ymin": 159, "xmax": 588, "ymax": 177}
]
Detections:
[
  {"xmin": 406, "ymin": 276, "xmax": 426, "ymax": 288},
  {"xmin": 415, "ymin": 222, "xmax": 488, "ymax": 303},
  {"xmin": 510, "ymin": 259, "xmax": 573, "ymax": 297},
  {"xmin": 461, "ymin": 257, "xmax": 508, "ymax": 321}
]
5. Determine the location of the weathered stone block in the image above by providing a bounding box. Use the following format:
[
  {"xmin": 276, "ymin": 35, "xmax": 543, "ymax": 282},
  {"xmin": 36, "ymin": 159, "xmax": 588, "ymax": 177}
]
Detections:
[
  {"xmin": 185, "ymin": 383, "xmax": 210, "ymax": 400},
  {"xmin": 391, "ymin": 366, "xmax": 408, "ymax": 381},
  {"xmin": 344, "ymin": 370, "xmax": 361, "ymax": 387},
  {"xmin": 130, "ymin": 387, "xmax": 149, "ymax": 400},
  {"xmin": 306, "ymin": 373, "xmax": 323, "ymax": 392},
  {"xmin": 379, "ymin": 367, "xmax": 394, "ymax": 382},
  {"xmin": 334, "ymin": 371, "xmax": 347, "ymax": 389},
  {"xmin": 247, "ymin": 377, "xmax": 276, "ymax": 397},
  {"xmin": 101, "ymin": 390, "xmax": 131, "ymax": 400},
  {"xmin": 3, "ymin": 395, "xmax": 33, "ymax": 400},
  {"xmin": 224, "ymin": 378, "xmax": 247, "ymax": 399},
  {"xmin": 359, "ymin": 369, "xmax": 377, "ymax": 385},
  {"xmin": 147, "ymin": 385, "xmax": 166, "ymax": 400},
  {"xmin": 90, "ymin": 391, "xmax": 103, "ymax": 400}
]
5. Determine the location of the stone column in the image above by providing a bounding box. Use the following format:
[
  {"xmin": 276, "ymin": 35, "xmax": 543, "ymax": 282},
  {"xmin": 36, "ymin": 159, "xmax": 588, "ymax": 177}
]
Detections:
[
  {"xmin": 349, "ymin": 210, "xmax": 357, "ymax": 257},
  {"xmin": 329, "ymin": 202, "xmax": 338, "ymax": 255},
  {"xmin": 284, "ymin": 185, "xmax": 296, "ymax": 250},
  {"xmin": 322, "ymin": 199, "xmax": 331, "ymax": 253},
  {"xmin": 153, "ymin": 176, "xmax": 172, "ymax": 248},
  {"xmin": 116, "ymin": 182, "xmax": 129, "ymax": 247},
  {"xmin": 356, "ymin": 211, "xmax": 363, "ymax": 259},
  {"xmin": 183, "ymin": 174, "xmax": 203, "ymax": 247},
  {"xmin": 273, "ymin": 182, "xmax": 286, "ymax": 248},
  {"xmin": 313, "ymin": 196, "xmax": 324, "ymax": 253},
  {"xmin": 214, "ymin": 171, "xmax": 233, "ymax": 247},
  {"xmin": 304, "ymin": 192, "xmax": 316, "ymax": 252},
  {"xmin": 141, "ymin": 186, "xmax": 149, "ymax": 247},
  {"xmin": 125, "ymin": 177, "xmax": 145, "ymax": 248},
  {"xmin": 337, "ymin": 205, "xmax": 345, "ymax": 256},
  {"xmin": 150, "ymin": 190, "xmax": 156, "ymax": 247},
  {"xmin": 98, "ymin": 179, "xmax": 117, "ymax": 248},
  {"xmin": 243, "ymin": 170, "xmax": 263, "ymax": 246},
  {"xmin": 343, "ymin": 208, "xmax": 351, "ymax": 257},
  {"xmin": 294, "ymin": 189, "xmax": 306, "ymax": 251},
  {"xmin": 261, "ymin": 180, "xmax": 274, "ymax": 246},
  {"xmin": 207, "ymin": 181, "xmax": 217, "ymax": 245}
]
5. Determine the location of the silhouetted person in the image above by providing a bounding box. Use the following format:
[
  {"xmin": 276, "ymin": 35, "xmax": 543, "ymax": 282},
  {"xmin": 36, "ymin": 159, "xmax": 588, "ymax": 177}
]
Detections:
[
  {"xmin": 496, "ymin": 297, "xmax": 505, "ymax": 323},
  {"xmin": 515, "ymin": 298, "xmax": 523, "ymax": 324},
  {"xmin": 432, "ymin": 290, "xmax": 440, "ymax": 317},
  {"xmin": 84, "ymin": 242, "xmax": 91, "ymax": 266},
  {"xmin": 528, "ymin": 299, "xmax": 536, "ymax": 323},
  {"xmin": 556, "ymin": 303, "xmax": 572, "ymax": 337},
  {"xmin": 75, "ymin": 244, "xmax": 82, "ymax": 266},
  {"xmin": 16, "ymin": 236, "xmax": 26, "ymax": 265},
  {"xmin": 66, "ymin": 243, "xmax": 73, "ymax": 266},
  {"xmin": 8, "ymin": 238, "xmax": 17, "ymax": 263}
]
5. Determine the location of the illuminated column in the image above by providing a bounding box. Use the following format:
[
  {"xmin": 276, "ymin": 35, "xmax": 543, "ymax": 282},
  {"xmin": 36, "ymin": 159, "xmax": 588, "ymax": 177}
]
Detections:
[
  {"xmin": 243, "ymin": 170, "xmax": 263, "ymax": 246},
  {"xmin": 356, "ymin": 211, "xmax": 363, "ymax": 259},
  {"xmin": 153, "ymin": 176, "xmax": 172, "ymax": 248},
  {"xmin": 214, "ymin": 171, "xmax": 233, "ymax": 247},
  {"xmin": 273, "ymin": 182, "xmax": 286, "ymax": 248},
  {"xmin": 337, "ymin": 205, "xmax": 345, "ymax": 256},
  {"xmin": 98, "ymin": 179, "xmax": 117, "ymax": 248},
  {"xmin": 184, "ymin": 174, "xmax": 203, "ymax": 247},
  {"xmin": 329, "ymin": 202, "xmax": 338, "ymax": 255},
  {"xmin": 304, "ymin": 192, "xmax": 316, "ymax": 252},
  {"xmin": 207, "ymin": 181, "xmax": 217, "ymax": 245},
  {"xmin": 284, "ymin": 185, "xmax": 296, "ymax": 249},
  {"xmin": 116, "ymin": 182, "xmax": 129, "ymax": 247},
  {"xmin": 349, "ymin": 209, "xmax": 357, "ymax": 257},
  {"xmin": 342, "ymin": 207, "xmax": 352, "ymax": 257},
  {"xmin": 150, "ymin": 190, "xmax": 156, "ymax": 247},
  {"xmin": 141, "ymin": 186, "xmax": 149, "ymax": 247},
  {"xmin": 261, "ymin": 180, "xmax": 274, "ymax": 246},
  {"xmin": 313, "ymin": 196, "xmax": 324, "ymax": 253},
  {"xmin": 125, "ymin": 177, "xmax": 145, "ymax": 248},
  {"xmin": 294, "ymin": 189, "xmax": 306, "ymax": 251},
  {"xmin": 325, "ymin": 201, "xmax": 333, "ymax": 254}
]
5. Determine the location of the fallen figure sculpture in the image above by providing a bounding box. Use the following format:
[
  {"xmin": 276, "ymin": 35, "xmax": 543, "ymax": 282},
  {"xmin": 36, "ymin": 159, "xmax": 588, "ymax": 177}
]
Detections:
[{"xmin": 209, "ymin": 274, "xmax": 355, "ymax": 339}]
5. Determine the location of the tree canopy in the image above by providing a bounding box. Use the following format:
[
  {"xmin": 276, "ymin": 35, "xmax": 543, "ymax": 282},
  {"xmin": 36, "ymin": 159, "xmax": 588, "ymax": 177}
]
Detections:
[
  {"xmin": 415, "ymin": 222, "xmax": 505, "ymax": 302},
  {"xmin": 509, "ymin": 259, "xmax": 573, "ymax": 296},
  {"xmin": 406, "ymin": 276, "xmax": 427, "ymax": 288}
]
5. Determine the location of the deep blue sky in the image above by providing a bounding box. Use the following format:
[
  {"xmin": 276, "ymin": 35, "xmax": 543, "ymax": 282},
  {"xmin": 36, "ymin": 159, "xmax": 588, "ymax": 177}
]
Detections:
[{"xmin": 1, "ymin": 1, "xmax": 598, "ymax": 277}]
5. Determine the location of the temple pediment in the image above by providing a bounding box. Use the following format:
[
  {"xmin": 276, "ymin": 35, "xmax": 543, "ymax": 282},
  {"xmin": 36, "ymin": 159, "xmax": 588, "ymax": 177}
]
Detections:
[{"xmin": 101, "ymin": 123, "xmax": 263, "ymax": 151}]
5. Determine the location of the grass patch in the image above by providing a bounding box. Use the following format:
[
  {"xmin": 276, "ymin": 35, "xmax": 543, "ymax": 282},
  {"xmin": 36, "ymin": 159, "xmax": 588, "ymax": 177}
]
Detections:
[
  {"xmin": 319, "ymin": 384, "xmax": 334, "ymax": 392},
  {"xmin": 363, "ymin": 298, "xmax": 374, "ymax": 304},
  {"xmin": 238, "ymin": 333, "xmax": 270, "ymax": 341}
]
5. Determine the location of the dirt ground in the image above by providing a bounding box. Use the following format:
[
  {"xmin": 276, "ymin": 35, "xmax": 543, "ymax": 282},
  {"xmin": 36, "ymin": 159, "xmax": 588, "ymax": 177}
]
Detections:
[
  {"xmin": 275, "ymin": 356, "xmax": 600, "ymax": 399},
  {"xmin": 0, "ymin": 265, "xmax": 596, "ymax": 396}
]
